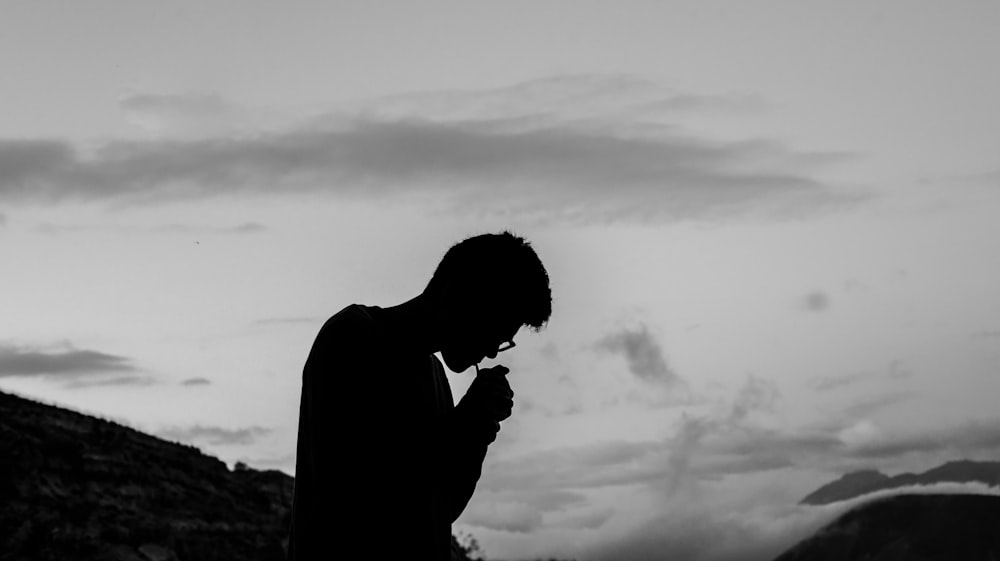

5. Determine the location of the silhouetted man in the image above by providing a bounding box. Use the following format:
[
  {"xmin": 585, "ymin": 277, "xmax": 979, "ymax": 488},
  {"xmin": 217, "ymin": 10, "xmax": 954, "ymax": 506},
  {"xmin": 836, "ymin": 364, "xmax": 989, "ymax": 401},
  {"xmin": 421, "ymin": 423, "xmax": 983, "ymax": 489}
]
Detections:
[{"xmin": 286, "ymin": 231, "xmax": 552, "ymax": 561}]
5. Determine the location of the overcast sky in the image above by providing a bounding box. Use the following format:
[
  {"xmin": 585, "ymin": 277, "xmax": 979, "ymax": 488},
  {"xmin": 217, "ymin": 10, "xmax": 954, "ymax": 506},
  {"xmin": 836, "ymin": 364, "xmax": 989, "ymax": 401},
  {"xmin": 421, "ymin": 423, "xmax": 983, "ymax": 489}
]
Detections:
[{"xmin": 2, "ymin": 2, "xmax": 999, "ymax": 560}]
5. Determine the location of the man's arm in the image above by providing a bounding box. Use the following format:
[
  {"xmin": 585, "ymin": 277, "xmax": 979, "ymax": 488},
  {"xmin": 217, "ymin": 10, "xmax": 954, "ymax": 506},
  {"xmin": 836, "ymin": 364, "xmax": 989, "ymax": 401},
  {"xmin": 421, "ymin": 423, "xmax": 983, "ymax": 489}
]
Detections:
[{"xmin": 442, "ymin": 366, "xmax": 513, "ymax": 522}]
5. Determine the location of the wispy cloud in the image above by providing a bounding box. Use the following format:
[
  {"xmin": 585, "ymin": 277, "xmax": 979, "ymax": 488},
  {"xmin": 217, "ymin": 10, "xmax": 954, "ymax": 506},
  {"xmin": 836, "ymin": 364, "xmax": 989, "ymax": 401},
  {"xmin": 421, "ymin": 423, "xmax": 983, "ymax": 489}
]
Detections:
[
  {"xmin": 712, "ymin": 413, "xmax": 1000, "ymax": 477},
  {"xmin": 64, "ymin": 374, "xmax": 156, "ymax": 389},
  {"xmin": 800, "ymin": 291, "xmax": 830, "ymax": 312},
  {"xmin": 482, "ymin": 440, "xmax": 667, "ymax": 494},
  {"xmin": 150, "ymin": 222, "xmax": 267, "ymax": 234},
  {"xmin": 1, "ymin": 76, "xmax": 865, "ymax": 224},
  {"xmin": 180, "ymin": 377, "xmax": 212, "ymax": 386},
  {"xmin": 665, "ymin": 376, "xmax": 781, "ymax": 494},
  {"xmin": 554, "ymin": 508, "xmax": 616, "ymax": 530},
  {"xmin": 34, "ymin": 221, "xmax": 266, "ymax": 236},
  {"xmin": 252, "ymin": 316, "xmax": 323, "ymax": 326},
  {"xmin": 971, "ymin": 329, "xmax": 1000, "ymax": 339},
  {"xmin": 847, "ymin": 419, "xmax": 1000, "ymax": 460},
  {"xmin": 156, "ymin": 424, "xmax": 272, "ymax": 446},
  {"xmin": 808, "ymin": 371, "xmax": 868, "ymax": 392},
  {"xmin": 0, "ymin": 342, "xmax": 138, "ymax": 379},
  {"xmin": 594, "ymin": 325, "xmax": 681, "ymax": 386},
  {"xmin": 886, "ymin": 358, "xmax": 913, "ymax": 379},
  {"xmin": 461, "ymin": 489, "xmax": 591, "ymax": 533},
  {"xmin": 346, "ymin": 74, "xmax": 772, "ymax": 123},
  {"xmin": 120, "ymin": 92, "xmax": 288, "ymax": 139},
  {"xmin": 842, "ymin": 391, "xmax": 912, "ymax": 418}
]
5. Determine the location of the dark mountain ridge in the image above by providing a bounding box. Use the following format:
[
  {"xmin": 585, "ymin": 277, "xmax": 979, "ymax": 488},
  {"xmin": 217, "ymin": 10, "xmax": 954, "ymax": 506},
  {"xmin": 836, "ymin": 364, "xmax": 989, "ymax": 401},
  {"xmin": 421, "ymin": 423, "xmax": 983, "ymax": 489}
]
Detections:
[
  {"xmin": 800, "ymin": 459, "xmax": 1000, "ymax": 505},
  {"xmin": 774, "ymin": 460, "xmax": 1000, "ymax": 559},
  {"xmin": 0, "ymin": 387, "xmax": 295, "ymax": 560},
  {"xmin": 774, "ymin": 493, "xmax": 1000, "ymax": 560}
]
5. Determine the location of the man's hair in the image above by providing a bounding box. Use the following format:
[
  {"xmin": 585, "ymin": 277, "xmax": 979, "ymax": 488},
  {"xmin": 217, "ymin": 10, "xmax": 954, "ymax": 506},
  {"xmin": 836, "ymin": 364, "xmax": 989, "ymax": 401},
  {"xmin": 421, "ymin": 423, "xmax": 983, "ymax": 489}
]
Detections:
[{"xmin": 425, "ymin": 231, "xmax": 552, "ymax": 331}]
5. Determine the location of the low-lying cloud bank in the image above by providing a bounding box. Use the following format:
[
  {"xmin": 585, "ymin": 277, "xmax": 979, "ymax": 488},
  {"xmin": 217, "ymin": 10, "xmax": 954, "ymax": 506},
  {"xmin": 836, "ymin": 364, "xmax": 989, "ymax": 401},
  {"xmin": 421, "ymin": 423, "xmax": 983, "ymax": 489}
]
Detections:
[
  {"xmin": 463, "ymin": 372, "xmax": 1000, "ymax": 558},
  {"xmin": 590, "ymin": 481, "xmax": 1000, "ymax": 561}
]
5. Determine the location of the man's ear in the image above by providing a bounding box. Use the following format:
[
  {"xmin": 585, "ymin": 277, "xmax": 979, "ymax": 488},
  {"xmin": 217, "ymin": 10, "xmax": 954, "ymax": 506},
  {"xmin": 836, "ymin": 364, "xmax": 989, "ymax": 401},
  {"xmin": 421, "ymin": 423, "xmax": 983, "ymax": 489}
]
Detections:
[{"xmin": 431, "ymin": 279, "xmax": 467, "ymax": 330}]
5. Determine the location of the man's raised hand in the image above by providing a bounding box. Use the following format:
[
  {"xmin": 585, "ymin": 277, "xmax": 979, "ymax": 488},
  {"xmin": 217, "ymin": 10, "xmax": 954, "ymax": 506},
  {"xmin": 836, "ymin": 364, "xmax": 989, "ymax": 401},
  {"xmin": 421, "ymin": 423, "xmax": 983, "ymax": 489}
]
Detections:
[{"xmin": 467, "ymin": 365, "xmax": 514, "ymax": 433}]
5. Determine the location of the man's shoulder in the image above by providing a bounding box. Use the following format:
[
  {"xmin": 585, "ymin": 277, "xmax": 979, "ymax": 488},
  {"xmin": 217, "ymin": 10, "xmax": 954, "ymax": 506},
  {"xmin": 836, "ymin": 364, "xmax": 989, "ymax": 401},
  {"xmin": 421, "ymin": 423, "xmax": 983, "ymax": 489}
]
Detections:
[
  {"xmin": 325, "ymin": 303, "xmax": 376, "ymax": 326},
  {"xmin": 318, "ymin": 304, "xmax": 380, "ymax": 339},
  {"xmin": 305, "ymin": 304, "xmax": 381, "ymax": 368}
]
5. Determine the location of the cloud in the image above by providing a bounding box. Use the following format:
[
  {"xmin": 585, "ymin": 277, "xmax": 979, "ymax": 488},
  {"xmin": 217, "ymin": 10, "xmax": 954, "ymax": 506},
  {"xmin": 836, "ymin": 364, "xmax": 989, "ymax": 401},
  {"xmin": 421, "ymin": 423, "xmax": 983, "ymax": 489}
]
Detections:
[
  {"xmin": 808, "ymin": 371, "xmax": 868, "ymax": 392},
  {"xmin": 461, "ymin": 487, "xmax": 597, "ymax": 533},
  {"xmin": 481, "ymin": 378, "xmax": 782, "ymax": 500},
  {"xmin": 180, "ymin": 377, "xmax": 212, "ymax": 386},
  {"xmin": 151, "ymin": 222, "xmax": 267, "ymax": 234},
  {"xmin": 887, "ymin": 358, "xmax": 913, "ymax": 379},
  {"xmin": 461, "ymin": 489, "xmax": 591, "ymax": 533},
  {"xmin": 555, "ymin": 508, "xmax": 616, "ymax": 530},
  {"xmin": 919, "ymin": 169, "xmax": 1000, "ymax": 189},
  {"xmin": 482, "ymin": 382, "xmax": 995, "ymax": 529},
  {"xmin": 842, "ymin": 391, "xmax": 912, "ymax": 418},
  {"xmin": 538, "ymin": 341, "xmax": 560, "ymax": 361},
  {"xmin": 0, "ymin": 342, "xmax": 137, "ymax": 379},
  {"xmin": 227, "ymin": 222, "xmax": 266, "ymax": 233},
  {"xmin": 711, "ymin": 413, "xmax": 1000, "ymax": 476},
  {"xmin": 0, "ymin": 212, "xmax": 6, "ymax": 227},
  {"xmin": 120, "ymin": 93, "xmax": 286, "ymax": 139},
  {"xmin": 253, "ymin": 316, "xmax": 323, "ymax": 326},
  {"xmin": 348, "ymin": 74, "xmax": 773, "ymax": 124},
  {"xmin": 470, "ymin": 373, "xmax": 1000, "ymax": 557},
  {"xmin": 594, "ymin": 325, "xmax": 681, "ymax": 386},
  {"xmin": 156, "ymin": 424, "xmax": 272, "ymax": 446},
  {"xmin": 64, "ymin": 374, "xmax": 156, "ymax": 389},
  {"xmin": 664, "ymin": 376, "xmax": 781, "ymax": 493},
  {"xmin": 1, "ymin": 76, "xmax": 865, "ymax": 224},
  {"xmin": 460, "ymin": 500, "xmax": 545, "ymax": 533},
  {"xmin": 800, "ymin": 291, "xmax": 830, "ymax": 312},
  {"xmin": 847, "ymin": 419, "xmax": 1000, "ymax": 460},
  {"xmin": 636, "ymin": 93, "xmax": 770, "ymax": 116},
  {"xmin": 33, "ymin": 221, "xmax": 266, "ymax": 236},
  {"xmin": 481, "ymin": 440, "xmax": 668, "ymax": 494}
]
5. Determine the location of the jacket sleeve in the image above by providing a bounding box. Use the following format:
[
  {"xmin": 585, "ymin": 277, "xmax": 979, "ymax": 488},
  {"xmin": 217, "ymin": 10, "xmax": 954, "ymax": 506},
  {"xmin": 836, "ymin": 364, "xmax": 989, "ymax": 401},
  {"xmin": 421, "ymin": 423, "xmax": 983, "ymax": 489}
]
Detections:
[{"xmin": 443, "ymin": 389, "xmax": 501, "ymax": 522}]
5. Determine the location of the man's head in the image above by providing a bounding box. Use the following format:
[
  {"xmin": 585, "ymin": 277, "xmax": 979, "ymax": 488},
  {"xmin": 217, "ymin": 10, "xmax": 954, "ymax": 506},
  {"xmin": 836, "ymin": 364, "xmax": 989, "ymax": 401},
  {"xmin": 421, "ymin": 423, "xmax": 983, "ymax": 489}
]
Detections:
[{"xmin": 424, "ymin": 231, "xmax": 551, "ymax": 372}]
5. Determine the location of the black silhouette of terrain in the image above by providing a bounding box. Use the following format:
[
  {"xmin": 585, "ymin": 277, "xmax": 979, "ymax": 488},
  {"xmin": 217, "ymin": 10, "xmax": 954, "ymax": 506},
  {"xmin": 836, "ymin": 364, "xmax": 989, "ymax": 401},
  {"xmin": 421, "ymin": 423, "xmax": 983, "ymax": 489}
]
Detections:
[
  {"xmin": 773, "ymin": 493, "xmax": 1000, "ymax": 561},
  {"xmin": 771, "ymin": 460, "xmax": 1000, "ymax": 560},
  {"xmin": 0, "ymin": 388, "xmax": 295, "ymax": 560},
  {"xmin": 0, "ymin": 388, "xmax": 481, "ymax": 561}
]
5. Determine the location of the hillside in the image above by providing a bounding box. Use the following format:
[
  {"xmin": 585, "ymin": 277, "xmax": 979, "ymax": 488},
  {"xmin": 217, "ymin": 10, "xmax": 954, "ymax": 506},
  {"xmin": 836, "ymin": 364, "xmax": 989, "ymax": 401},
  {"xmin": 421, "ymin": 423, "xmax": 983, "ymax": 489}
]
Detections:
[
  {"xmin": 0, "ymin": 388, "xmax": 297, "ymax": 560},
  {"xmin": 773, "ymin": 493, "xmax": 1000, "ymax": 561}
]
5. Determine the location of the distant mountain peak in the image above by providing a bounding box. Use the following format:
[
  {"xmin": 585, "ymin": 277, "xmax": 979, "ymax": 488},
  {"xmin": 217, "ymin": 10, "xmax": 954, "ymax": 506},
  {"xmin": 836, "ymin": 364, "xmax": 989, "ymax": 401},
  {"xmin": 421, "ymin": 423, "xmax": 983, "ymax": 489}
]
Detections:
[{"xmin": 801, "ymin": 460, "xmax": 1000, "ymax": 505}]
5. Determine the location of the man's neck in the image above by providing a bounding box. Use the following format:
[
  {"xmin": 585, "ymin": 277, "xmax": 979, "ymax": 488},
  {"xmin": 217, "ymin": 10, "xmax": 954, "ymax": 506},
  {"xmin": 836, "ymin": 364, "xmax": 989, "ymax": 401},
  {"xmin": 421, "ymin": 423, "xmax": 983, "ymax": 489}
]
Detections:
[{"xmin": 378, "ymin": 293, "xmax": 441, "ymax": 355}]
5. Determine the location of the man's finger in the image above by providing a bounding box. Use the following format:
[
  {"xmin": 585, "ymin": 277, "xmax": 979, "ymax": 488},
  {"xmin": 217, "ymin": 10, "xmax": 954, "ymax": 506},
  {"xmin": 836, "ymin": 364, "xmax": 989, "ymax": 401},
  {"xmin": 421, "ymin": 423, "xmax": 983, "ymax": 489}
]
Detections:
[{"xmin": 479, "ymin": 365, "xmax": 510, "ymax": 377}]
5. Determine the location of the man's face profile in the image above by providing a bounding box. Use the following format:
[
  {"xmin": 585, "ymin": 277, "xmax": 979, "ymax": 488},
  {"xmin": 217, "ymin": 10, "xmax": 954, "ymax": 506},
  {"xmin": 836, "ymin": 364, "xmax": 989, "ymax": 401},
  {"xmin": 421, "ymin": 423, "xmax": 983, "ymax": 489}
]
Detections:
[{"xmin": 439, "ymin": 296, "xmax": 520, "ymax": 372}]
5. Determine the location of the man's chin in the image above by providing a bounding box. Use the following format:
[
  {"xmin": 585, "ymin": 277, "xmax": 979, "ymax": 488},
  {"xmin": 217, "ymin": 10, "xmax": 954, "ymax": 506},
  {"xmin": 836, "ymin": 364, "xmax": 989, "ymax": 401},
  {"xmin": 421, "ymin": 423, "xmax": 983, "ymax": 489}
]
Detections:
[{"xmin": 442, "ymin": 352, "xmax": 475, "ymax": 373}]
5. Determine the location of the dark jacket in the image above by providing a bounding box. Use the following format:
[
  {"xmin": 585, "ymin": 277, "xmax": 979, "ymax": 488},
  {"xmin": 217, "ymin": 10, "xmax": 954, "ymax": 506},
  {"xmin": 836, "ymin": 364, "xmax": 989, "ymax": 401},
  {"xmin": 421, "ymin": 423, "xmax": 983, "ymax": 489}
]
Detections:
[{"xmin": 286, "ymin": 304, "xmax": 497, "ymax": 560}]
